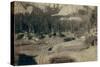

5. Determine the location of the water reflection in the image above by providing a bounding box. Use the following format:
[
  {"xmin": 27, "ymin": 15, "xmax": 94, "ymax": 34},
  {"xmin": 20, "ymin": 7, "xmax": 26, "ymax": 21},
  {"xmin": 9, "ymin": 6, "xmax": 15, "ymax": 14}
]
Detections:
[{"xmin": 17, "ymin": 54, "xmax": 37, "ymax": 65}]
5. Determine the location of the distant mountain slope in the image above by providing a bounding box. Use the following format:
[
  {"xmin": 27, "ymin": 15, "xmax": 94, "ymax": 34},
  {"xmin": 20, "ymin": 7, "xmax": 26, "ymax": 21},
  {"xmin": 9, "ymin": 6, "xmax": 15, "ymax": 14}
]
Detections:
[
  {"xmin": 13, "ymin": 1, "xmax": 95, "ymax": 16},
  {"xmin": 53, "ymin": 5, "xmax": 95, "ymax": 16}
]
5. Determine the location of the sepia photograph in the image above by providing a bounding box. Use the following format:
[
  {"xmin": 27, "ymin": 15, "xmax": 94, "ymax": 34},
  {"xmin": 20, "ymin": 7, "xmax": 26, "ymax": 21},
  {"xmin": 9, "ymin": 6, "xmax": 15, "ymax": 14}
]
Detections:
[{"xmin": 11, "ymin": 1, "xmax": 97, "ymax": 66}]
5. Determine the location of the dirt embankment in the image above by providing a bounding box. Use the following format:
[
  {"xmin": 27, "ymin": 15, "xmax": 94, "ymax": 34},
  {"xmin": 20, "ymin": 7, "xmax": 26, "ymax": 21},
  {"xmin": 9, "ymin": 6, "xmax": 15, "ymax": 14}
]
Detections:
[{"xmin": 14, "ymin": 35, "xmax": 97, "ymax": 65}]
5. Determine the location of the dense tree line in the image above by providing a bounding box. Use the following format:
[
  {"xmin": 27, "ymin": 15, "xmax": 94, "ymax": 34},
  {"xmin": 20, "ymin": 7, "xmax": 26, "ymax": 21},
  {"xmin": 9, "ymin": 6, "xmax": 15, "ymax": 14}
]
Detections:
[
  {"xmin": 14, "ymin": 4, "xmax": 63, "ymax": 36},
  {"xmin": 13, "ymin": 4, "xmax": 97, "ymax": 38}
]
